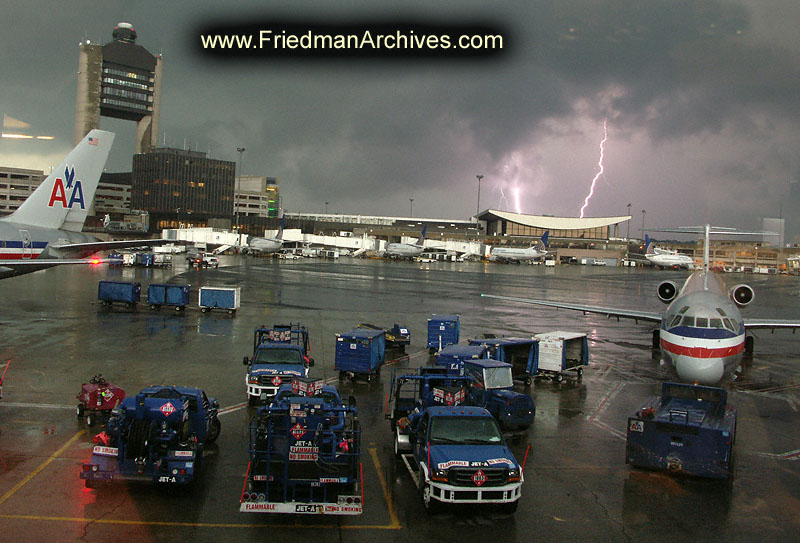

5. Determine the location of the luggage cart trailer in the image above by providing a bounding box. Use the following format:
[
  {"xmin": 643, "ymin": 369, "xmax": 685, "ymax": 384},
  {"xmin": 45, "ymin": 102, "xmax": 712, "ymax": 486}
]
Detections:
[
  {"xmin": 469, "ymin": 338, "xmax": 539, "ymax": 386},
  {"xmin": 531, "ymin": 331, "xmax": 589, "ymax": 383}
]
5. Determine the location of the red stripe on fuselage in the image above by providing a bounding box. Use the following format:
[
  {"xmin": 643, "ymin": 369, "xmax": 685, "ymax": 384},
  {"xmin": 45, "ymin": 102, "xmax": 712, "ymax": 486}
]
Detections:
[
  {"xmin": 660, "ymin": 338, "xmax": 744, "ymax": 359},
  {"xmin": 0, "ymin": 253, "xmax": 42, "ymax": 260}
]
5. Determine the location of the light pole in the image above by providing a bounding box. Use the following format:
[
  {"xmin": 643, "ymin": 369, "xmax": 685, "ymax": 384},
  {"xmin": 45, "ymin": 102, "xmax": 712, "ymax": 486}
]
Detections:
[
  {"xmin": 641, "ymin": 209, "xmax": 646, "ymax": 239},
  {"xmin": 409, "ymin": 198, "xmax": 414, "ymax": 217},
  {"xmin": 325, "ymin": 202, "xmax": 329, "ymax": 214},
  {"xmin": 626, "ymin": 203, "xmax": 631, "ymax": 241},
  {"xmin": 476, "ymin": 174, "xmax": 484, "ymax": 217},
  {"xmin": 235, "ymin": 147, "xmax": 245, "ymax": 241}
]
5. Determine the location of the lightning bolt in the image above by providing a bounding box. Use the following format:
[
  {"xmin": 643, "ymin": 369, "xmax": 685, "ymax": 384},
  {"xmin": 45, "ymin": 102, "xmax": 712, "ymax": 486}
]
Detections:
[
  {"xmin": 512, "ymin": 186, "xmax": 522, "ymax": 214},
  {"xmin": 498, "ymin": 188, "xmax": 510, "ymax": 211},
  {"xmin": 579, "ymin": 119, "xmax": 608, "ymax": 218}
]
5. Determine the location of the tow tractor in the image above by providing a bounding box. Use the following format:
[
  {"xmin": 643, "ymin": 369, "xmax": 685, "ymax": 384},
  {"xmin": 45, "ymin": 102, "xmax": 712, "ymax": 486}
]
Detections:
[
  {"xmin": 358, "ymin": 323, "xmax": 411, "ymax": 352},
  {"xmin": 626, "ymin": 382, "xmax": 736, "ymax": 479},
  {"xmin": 80, "ymin": 385, "xmax": 220, "ymax": 487},
  {"xmin": 76, "ymin": 374, "xmax": 126, "ymax": 427},
  {"xmin": 244, "ymin": 323, "xmax": 315, "ymax": 405},
  {"xmin": 240, "ymin": 378, "xmax": 363, "ymax": 514}
]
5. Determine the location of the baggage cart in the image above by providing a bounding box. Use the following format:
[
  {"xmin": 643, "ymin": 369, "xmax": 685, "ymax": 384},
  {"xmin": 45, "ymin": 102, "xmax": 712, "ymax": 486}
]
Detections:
[
  {"xmin": 335, "ymin": 328, "xmax": 386, "ymax": 381},
  {"xmin": 147, "ymin": 283, "xmax": 191, "ymax": 311},
  {"xmin": 199, "ymin": 286, "xmax": 240, "ymax": 316},
  {"xmin": 97, "ymin": 280, "xmax": 141, "ymax": 309},
  {"xmin": 531, "ymin": 331, "xmax": 589, "ymax": 382},
  {"xmin": 469, "ymin": 337, "xmax": 540, "ymax": 386},
  {"xmin": 427, "ymin": 314, "xmax": 460, "ymax": 352}
]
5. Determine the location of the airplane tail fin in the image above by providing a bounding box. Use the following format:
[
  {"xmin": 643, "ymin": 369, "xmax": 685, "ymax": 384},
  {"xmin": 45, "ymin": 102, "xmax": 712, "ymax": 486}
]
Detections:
[
  {"xmin": 276, "ymin": 215, "xmax": 285, "ymax": 240},
  {"xmin": 416, "ymin": 224, "xmax": 427, "ymax": 245},
  {"xmin": 645, "ymin": 234, "xmax": 655, "ymax": 255},
  {"xmin": 534, "ymin": 230, "xmax": 549, "ymax": 251},
  {"xmin": 2, "ymin": 130, "xmax": 114, "ymax": 232}
]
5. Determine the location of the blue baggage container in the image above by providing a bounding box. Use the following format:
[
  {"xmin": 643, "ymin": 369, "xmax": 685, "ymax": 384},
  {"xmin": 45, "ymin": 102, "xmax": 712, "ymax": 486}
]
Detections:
[
  {"xmin": 427, "ymin": 314, "xmax": 460, "ymax": 351},
  {"xmin": 147, "ymin": 283, "xmax": 191, "ymax": 311},
  {"xmin": 198, "ymin": 286, "xmax": 240, "ymax": 316},
  {"xmin": 335, "ymin": 328, "xmax": 386, "ymax": 381},
  {"xmin": 435, "ymin": 344, "xmax": 488, "ymax": 371},
  {"xmin": 98, "ymin": 281, "xmax": 141, "ymax": 309}
]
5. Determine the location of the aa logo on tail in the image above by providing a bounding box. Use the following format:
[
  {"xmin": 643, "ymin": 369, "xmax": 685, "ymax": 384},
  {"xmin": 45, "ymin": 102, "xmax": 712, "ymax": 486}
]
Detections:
[{"xmin": 48, "ymin": 166, "xmax": 85, "ymax": 209}]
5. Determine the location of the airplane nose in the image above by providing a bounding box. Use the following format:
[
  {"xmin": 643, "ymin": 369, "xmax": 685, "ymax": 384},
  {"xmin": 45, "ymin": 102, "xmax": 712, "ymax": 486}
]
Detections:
[{"xmin": 673, "ymin": 355, "xmax": 724, "ymax": 386}]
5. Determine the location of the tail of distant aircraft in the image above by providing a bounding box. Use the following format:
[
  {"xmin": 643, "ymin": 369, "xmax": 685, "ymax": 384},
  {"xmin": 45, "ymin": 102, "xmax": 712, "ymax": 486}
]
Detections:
[
  {"xmin": 277, "ymin": 215, "xmax": 286, "ymax": 240},
  {"xmin": 1, "ymin": 130, "xmax": 114, "ymax": 232},
  {"xmin": 416, "ymin": 224, "xmax": 427, "ymax": 245},
  {"xmin": 644, "ymin": 234, "xmax": 656, "ymax": 255},
  {"xmin": 534, "ymin": 230, "xmax": 549, "ymax": 251}
]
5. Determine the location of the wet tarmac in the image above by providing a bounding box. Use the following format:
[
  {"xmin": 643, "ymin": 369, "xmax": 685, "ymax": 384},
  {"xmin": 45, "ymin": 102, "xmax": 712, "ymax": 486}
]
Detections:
[{"xmin": 0, "ymin": 256, "xmax": 798, "ymax": 542}]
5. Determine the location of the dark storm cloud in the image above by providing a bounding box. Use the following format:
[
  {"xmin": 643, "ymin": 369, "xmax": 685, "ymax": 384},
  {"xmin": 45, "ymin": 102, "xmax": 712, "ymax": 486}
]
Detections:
[{"xmin": 2, "ymin": 0, "xmax": 800, "ymax": 226}]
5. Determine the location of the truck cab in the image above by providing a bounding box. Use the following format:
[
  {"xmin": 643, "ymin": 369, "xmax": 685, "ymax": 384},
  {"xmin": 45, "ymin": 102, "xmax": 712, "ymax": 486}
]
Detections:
[
  {"xmin": 462, "ymin": 359, "xmax": 536, "ymax": 432},
  {"xmin": 401, "ymin": 406, "xmax": 523, "ymax": 513},
  {"xmin": 244, "ymin": 324, "xmax": 315, "ymax": 405}
]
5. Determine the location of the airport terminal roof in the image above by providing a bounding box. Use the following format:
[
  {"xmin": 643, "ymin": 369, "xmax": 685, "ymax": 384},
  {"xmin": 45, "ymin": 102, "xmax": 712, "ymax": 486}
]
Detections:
[{"xmin": 479, "ymin": 209, "xmax": 630, "ymax": 229}]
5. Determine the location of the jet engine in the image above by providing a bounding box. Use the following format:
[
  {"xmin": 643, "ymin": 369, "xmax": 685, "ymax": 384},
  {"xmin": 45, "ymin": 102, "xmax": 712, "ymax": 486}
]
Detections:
[
  {"xmin": 657, "ymin": 280, "xmax": 678, "ymax": 304},
  {"xmin": 729, "ymin": 284, "xmax": 755, "ymax": 307}
]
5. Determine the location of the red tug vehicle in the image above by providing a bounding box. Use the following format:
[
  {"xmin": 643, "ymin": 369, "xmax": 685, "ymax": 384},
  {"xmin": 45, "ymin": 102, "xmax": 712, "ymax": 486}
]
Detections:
[{"xmin": 76, "ymin": 375, "xmax": 125, "ymax": 426}]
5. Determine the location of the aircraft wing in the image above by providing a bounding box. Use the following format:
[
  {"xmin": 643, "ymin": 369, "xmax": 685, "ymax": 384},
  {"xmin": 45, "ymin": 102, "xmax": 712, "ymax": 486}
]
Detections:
[
  {"xmin": 51, "ymin": 239, "xmax": 177, "ymax": 254},
  {"xmin": 743, "ymin": 319, "xmax": 800, "ymax": 331},
  {"xmin": 480, "ymin": 294, "xmax": 663, "ymax": 323}
]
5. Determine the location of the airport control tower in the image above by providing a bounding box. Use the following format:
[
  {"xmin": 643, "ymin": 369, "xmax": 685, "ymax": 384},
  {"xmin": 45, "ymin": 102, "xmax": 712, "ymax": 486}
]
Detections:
[{"xmin": 74, "ymin": 22, "xmax": 162, "ymax": 153}]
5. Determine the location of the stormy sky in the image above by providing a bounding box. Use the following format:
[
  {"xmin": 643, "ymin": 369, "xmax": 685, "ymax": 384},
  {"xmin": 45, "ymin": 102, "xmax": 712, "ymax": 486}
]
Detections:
[{"xmin": 2, "ymin": 0, "xmax": 800, "ymax": 233}]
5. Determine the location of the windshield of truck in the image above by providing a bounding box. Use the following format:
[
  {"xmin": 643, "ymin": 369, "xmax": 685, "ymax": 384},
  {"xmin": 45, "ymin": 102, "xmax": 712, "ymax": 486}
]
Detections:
[
  {"xmin": 253, "ymin": 348, "xmax": 303, "ymax": 364},
  {"xmin": 483, "ymin": 367, "xmax": 513, "ymax": 389},
  {"xmin": 429, "ymin": 416, "xmax": 503, "ymax": 445}
]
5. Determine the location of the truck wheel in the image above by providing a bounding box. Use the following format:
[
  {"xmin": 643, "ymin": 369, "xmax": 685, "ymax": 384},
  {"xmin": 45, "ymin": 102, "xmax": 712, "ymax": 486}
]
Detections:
[
  {"xmin": 339, "ymin": 371, "xmax": 346, "ymax": 381},
  {"xmin": 555, "ymin": 374, "xmax": 564, "ymax": 383},
  {"xmin": 76, "ymin": 404, "xmax": 85, "ymax": 417},
  {"xmin": 393, "ymin": 433, "xmax": 401, "ymax": 458},
  {"xmin": 85, "ymin": 480, "xmax": 98, "ymax": 489},
  {"xmin": 248, "ymin": 396, "xmax": 257, "ymax": 407},
  {"xmin": 420, "ymin": 482, "xmax": 440, "ymax": 514},
  {"xmin": 524, "ymin": 376, "xmax": 532, "ymax": 387},
  {"xmin": 86, "ymin": 413, "xmax": 95, "ymax": 427},
  {"xmin": 125, "ymin": 303, "xmax": 133, "ymax": 309},
  {"xmin": 577, "ymin": 368, "xmax": 584, "ymax": 379},
  {"xmin": 206, "ymin": 418, "xmax": 221, "ymax": 443},
  {"xmin": 201, "ymin": 307, "xmax": 208, "ymax": 313},
  {"xmin": 228, "ymin": 309, "xmax": 236, "ymax": 316}
]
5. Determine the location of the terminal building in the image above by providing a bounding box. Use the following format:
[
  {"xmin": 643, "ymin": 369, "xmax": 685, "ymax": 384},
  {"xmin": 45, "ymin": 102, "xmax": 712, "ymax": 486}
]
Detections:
[{"xmin": 131, "ymin": 147, "xmax": 235, "ymax": 231}]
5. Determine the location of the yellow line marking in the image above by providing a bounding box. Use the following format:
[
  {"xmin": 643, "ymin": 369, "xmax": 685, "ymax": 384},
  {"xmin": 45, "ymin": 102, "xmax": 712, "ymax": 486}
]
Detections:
[
  {"xmin": 367, "ymin": 447, "xmax": 401, "ymax": 529},
  {"xmin": 0, "ymin": 434, "xmax": 402, "ymax": 530},
  {"xmin": 0, "ymin": 430, "xmax": 85, "ymax": 507}
]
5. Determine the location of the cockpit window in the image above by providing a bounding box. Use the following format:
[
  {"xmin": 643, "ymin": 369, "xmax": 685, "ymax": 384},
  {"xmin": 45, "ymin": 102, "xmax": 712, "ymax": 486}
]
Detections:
[
  {"xmin": 709, "ymin": 318, "xmax": 723, "ymax": 329},
  {"xmin": 669, "ymin": 315, "xmax": 682, "ymax": 327},
  {"xmin": 695, "ymin": 317, "xmax": 708, "ymax": 328},
  {"xmin": 681, "ymin": 316, "xmax": 695, "ymax": 326},
  {"xmin": 678, "ymin": 306, "xmax": 690, "ymax": 315},
  {"xmin": 716, "ymin": 308, "xmax": 727, "ymax": 317},
  {"xmin": 722, "ymin": 318, "xmax": 735, "ymax": 332}
]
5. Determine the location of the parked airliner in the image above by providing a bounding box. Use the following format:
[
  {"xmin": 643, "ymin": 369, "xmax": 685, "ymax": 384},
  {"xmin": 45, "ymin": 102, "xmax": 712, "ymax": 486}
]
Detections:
[
  {"xmin": 385, "ymin": 225, "xmax": 426, "ymax": 258},
  {"xmin": 482, "ymin": 225, "xmax": 800, "ymax": 386},
  {"xmin": 490, "ymin": 231, "xmax": 549, "ymax": 263},
  {"xmin": 644, "ymin": 235, "xmax": 695, "ymax": 269},
  {"xmin": 0, "ymin": 130, "xmax": 170, "ymax": 280},
  {"xmin": 247, "ymin": 215, "xmax": 285, "ymax": 254}
]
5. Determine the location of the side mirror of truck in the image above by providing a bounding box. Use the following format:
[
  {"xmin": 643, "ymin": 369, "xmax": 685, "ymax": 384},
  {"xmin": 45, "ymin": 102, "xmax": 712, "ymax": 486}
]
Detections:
[{"xmin": 243, "ymin": 356, "xmax": 250, "ymax": 366}]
